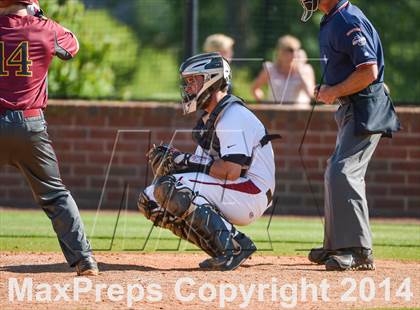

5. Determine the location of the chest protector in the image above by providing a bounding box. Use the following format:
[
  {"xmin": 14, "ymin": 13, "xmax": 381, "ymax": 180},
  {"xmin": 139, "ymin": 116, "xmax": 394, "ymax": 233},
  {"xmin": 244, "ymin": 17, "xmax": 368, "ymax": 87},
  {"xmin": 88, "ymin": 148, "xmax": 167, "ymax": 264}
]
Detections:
[{"xmin": 192, "ymin": 95, "xmax": 280, "ymax": 176}]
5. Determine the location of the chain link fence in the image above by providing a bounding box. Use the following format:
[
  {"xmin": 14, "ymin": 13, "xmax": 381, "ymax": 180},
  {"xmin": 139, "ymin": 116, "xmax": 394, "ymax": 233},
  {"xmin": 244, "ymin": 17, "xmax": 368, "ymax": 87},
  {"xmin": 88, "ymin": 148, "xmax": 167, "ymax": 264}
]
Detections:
[{"xmin": 45, "ymin": 0, "xmax": 419, "ymax": 104}]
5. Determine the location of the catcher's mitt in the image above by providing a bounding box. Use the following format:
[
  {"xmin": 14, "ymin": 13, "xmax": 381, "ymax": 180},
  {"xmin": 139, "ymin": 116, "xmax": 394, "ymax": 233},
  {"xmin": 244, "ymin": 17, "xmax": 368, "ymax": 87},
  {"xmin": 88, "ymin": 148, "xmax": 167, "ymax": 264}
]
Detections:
[{"xmin": 147, "ymin": 143, "xmax": 182, "ymax": 177}]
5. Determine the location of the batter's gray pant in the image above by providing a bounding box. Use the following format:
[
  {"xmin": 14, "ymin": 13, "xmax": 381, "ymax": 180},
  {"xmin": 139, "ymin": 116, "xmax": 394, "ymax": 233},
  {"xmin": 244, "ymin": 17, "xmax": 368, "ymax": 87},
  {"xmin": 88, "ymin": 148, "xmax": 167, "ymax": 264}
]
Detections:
[
  {"xmin": 323, "ymin": 104, "xmax": 381, "ymax": 250},
  {"xmin": 0, "ymin": 110, "xmax": 92, "ymax": 266}
]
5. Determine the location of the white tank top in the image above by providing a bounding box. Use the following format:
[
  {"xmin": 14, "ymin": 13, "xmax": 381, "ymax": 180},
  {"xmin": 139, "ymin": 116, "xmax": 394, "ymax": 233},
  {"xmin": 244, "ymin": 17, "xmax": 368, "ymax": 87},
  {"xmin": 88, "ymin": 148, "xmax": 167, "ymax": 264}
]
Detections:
[{"xmin": 265, "ymin": 61, "xmax": 311, "ymax": 106}]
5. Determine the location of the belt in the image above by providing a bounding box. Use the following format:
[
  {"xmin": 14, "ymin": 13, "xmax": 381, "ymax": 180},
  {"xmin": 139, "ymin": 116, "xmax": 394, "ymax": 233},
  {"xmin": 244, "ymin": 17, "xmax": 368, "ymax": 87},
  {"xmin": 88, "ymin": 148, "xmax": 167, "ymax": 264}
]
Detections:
[
  {"xmin": 0, "ymin": 108, "xmax": 43, "ymax": 118},
  {"xmin": 266, "ymin": 189, "xmax": 273, "ymax": 206},
  {"xmin": 22, "ymin": 108, "xmax": 43, "ymax": 118},
  {"xmin": 338, "ymin": 83, "xmax": 385, "ymax": 106},
  {"xmin": 338, "ymin": 96, "xmax": 352, "ymax": 105}
]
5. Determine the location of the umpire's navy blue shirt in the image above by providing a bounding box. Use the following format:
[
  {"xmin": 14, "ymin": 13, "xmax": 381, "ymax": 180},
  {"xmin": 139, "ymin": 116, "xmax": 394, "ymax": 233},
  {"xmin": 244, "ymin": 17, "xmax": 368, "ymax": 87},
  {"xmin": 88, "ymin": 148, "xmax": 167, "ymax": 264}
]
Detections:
[{"xmin": 319, "ymin": 0, "xmax": 384, "ymax": 86}]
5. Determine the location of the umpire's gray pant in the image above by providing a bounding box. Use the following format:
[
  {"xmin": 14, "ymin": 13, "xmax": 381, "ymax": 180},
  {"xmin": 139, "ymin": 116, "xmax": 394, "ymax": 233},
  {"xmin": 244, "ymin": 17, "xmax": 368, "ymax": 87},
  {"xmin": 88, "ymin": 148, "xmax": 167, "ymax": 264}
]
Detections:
[
  {"xmin": 323, "ymin": 104, "xmax": 381, "ymax": 250},
  {"xmin": 0, "ymin": 110, "xmax": 92, "ymax": 266}
]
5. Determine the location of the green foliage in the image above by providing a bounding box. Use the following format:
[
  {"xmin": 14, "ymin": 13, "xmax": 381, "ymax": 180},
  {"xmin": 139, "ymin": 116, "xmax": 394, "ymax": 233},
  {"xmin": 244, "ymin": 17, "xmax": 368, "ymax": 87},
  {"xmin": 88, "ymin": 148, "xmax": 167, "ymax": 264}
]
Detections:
[
  {"xmin": 42, "ymin": 0, "xmax": 139, "ymax": 99},
  {"xmin": 125, "ymin": 47, "xmax": 181, "ymax": 101}
]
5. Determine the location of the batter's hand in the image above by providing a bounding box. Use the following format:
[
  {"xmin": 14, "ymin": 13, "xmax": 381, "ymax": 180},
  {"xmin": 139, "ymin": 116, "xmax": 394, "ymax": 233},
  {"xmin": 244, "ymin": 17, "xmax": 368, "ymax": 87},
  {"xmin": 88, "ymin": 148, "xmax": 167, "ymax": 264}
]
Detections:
[
  {"xmin": 27, "ymin": 1, "xmax": 47, "ymax": 20},
  {"xmin": 315, "ymin": 85, "xmax": 337, "ymax": 105}
]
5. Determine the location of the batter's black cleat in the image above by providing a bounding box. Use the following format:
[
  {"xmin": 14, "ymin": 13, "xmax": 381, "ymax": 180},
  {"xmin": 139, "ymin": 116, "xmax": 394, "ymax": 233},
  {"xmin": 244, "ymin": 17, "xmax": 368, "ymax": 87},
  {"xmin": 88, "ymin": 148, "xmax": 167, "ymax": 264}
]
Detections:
[
  {"xmin": 75, "ymin": 256, "xmax": 99, "ymax": 276},
  {"xmin": 308, "ymin": 247, "xmax": 336, "ymax": 264},
  {"xmin": 325, "ymin": 248, "xmax": 375, "ymax": 271},
  {"xmin": 199, "ymin": 233, "xmax": 256, "ymax": 271}
]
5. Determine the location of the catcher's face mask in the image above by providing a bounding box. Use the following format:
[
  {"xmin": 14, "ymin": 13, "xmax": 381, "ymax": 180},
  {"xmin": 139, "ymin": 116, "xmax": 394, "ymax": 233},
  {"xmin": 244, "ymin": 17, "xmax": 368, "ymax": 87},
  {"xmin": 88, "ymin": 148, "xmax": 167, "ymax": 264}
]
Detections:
[
  {"xmin": 299, "ymin": 0, "xmax": 320, "ymax": 22},
  {"xmin": 180, "ymin": 74, "xmax": 205, "ymax": 114}
]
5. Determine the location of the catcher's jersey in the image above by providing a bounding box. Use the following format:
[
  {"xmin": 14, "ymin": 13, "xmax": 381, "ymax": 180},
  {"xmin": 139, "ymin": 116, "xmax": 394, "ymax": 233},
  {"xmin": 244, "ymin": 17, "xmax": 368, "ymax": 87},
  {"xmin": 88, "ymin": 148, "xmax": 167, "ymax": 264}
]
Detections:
[
  {"xmin": 196, "ymin": 103, "xmax": 276, "ymax": 193},
  {"xmin": 0, "ymin": 14, "xmax": 79, "ymax": 111}
]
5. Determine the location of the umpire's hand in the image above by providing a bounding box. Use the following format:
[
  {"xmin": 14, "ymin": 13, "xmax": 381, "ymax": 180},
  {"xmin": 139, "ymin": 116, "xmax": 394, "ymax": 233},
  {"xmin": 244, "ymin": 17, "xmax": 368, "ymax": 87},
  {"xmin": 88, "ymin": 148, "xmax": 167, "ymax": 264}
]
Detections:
[{"xmin": 315, "ymin": 85, "xmax": 337, "ymax": 105}]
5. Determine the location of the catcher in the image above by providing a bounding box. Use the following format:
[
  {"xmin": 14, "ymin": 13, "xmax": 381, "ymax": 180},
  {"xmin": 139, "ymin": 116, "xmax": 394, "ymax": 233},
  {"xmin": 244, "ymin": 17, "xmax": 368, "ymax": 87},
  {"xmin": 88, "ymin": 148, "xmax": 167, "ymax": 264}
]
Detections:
[{"xmin": 138, "ymin": 52, "xmax": 279, "ymax": 271}]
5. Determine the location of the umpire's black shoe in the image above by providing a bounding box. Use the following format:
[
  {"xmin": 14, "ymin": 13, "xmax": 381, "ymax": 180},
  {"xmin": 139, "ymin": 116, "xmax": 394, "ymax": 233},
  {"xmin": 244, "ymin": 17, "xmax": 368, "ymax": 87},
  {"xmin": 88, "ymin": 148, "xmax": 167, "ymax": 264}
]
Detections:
[
  {"xmin": 325, "ymin": 248, "xmax": 375, "ymax": 271},
  {"xmin": 308, "ymin": 247, "xmax": 336, "ymax": 264},
  {"xmin": 199, "ymin": 233, "xmax": 256, "ymax": 271},
  {"xmin": 76, "ymin": 256, "xmax": 99, "ymax": 276}
]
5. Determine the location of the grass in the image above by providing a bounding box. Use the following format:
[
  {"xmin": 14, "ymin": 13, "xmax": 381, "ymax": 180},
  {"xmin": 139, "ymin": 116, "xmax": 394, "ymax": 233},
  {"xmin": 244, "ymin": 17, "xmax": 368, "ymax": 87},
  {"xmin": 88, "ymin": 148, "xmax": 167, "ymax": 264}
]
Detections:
[{"xmin": 0, "ymin": 209, "xmax": 419, "ymax": 261}]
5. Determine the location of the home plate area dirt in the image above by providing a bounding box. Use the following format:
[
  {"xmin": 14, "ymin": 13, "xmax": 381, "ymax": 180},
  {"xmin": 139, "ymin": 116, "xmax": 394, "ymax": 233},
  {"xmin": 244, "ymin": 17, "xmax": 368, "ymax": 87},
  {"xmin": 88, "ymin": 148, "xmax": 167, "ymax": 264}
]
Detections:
[{"xmin": 0, "ymin": 252, "xmax": 419, "ymax": 310}]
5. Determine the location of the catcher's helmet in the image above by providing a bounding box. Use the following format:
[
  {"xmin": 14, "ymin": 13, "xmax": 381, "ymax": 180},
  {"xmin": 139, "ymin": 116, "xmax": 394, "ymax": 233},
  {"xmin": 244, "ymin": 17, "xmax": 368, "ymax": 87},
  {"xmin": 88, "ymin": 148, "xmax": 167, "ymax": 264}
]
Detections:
[
  {"xmin": 179, "ymin": 52, "xmax": 231, "ymax": 114},
  {"xmin": 298, "ymin": 0, "xmax": 320, "ymax": 22}
]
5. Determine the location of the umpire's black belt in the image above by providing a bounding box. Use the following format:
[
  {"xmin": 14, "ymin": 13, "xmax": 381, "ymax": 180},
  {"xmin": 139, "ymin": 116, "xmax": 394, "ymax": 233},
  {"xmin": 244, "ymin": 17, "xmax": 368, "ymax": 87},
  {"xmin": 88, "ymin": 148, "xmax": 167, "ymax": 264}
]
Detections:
[{"xmin": 266, "ymin": 189, "xmax": 273, "ymax": 206}]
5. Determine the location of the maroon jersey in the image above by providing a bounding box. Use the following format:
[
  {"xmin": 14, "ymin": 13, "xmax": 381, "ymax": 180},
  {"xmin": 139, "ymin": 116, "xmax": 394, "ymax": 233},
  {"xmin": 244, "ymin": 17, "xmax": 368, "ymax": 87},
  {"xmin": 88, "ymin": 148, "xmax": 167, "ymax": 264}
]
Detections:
[{"xmin": 0, "ymin": 14, "xmax": 79, "ymax": 110}]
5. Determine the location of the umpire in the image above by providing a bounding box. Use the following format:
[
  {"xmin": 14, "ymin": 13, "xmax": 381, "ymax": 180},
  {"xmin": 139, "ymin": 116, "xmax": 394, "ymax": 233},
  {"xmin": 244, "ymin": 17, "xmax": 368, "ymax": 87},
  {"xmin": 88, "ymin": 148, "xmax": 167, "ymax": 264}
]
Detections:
[
  {"xmin": 298, "ymin": 0, "xmax": 400, "ymax": 270},
  {"xmin": 0, "ymin": 0, "xmax": 98, "ymax": 275}
]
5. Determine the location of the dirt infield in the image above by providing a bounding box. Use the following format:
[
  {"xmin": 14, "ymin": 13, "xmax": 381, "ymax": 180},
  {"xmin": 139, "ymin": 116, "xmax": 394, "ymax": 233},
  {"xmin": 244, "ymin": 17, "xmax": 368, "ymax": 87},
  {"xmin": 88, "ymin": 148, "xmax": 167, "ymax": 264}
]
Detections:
[{"xmin": 0, "ymin": 252, "xmax": 419, "ymax": 310}]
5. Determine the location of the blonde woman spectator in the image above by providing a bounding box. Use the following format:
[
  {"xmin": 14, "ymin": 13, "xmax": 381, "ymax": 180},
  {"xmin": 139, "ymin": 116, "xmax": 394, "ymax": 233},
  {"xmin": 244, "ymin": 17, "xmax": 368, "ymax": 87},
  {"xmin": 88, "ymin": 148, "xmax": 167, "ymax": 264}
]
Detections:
[
  {"xmin": 203, "ymin": 33, "xmax": 235, "ymax": 62},
  {"xmin": 251, "ymin": 35, "xmax": 315, "ymax": 106}
]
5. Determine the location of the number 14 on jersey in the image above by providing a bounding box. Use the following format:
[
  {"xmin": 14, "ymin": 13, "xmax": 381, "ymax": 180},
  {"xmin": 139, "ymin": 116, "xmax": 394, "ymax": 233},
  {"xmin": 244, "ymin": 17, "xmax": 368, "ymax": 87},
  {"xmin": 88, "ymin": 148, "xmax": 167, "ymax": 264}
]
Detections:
[{"xmin": 0, "ymin": 41, "xmax": 33, "ymax": 77}]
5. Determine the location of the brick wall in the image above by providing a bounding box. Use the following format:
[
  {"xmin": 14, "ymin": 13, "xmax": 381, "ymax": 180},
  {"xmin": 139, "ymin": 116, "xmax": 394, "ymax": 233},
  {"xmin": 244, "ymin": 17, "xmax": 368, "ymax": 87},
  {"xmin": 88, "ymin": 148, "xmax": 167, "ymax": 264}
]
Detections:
[{"xmin": 1, "ymin": 100, "xmax": 419, "ymax": 217}]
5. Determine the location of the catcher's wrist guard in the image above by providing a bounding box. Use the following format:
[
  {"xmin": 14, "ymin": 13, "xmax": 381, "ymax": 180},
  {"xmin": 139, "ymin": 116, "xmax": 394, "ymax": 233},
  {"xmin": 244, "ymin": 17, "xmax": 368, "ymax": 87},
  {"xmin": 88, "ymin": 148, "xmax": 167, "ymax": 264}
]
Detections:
[
  {"xmin": 173, "ymin": 153, "xmax": 214, "ymax": 174},
  {"xmin": 147, "ymin": 143, "xmax": 213, "ymax": 177}
]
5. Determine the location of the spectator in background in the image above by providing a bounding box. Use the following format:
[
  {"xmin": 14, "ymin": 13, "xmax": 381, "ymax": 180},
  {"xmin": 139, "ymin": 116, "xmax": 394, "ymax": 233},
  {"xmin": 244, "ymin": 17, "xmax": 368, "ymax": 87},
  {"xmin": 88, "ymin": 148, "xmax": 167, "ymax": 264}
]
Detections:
[
  {"xmin": 203, "ymin": 34, "xmax": 235, "ymax": 94},
  {"xmin": 203, "ymin": 33, "xmax": 235, "ymax": 62},
  {"xmin": 251, "ymin": 35, "xmax": 315, "ymax": 106}
]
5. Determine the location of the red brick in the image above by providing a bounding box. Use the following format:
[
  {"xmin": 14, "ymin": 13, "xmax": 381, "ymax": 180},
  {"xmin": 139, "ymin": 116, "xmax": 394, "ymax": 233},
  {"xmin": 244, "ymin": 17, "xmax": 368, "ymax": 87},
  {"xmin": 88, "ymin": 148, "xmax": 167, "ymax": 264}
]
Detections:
[
  {"xmin": 289, "ymin": 184, "xmax": 322, "ymax": 194},
  {"xmin": 89, "ymin": 177, "xmax": 121, "ymax": 188},
  {"xmin": 8, "ymin": 189, "xmax": 32, "ymax": 197},
  {"xmin": 305, "ymin": 119, "xmax": 334, "ymax": 130},
  {"xmin": 108, "ymin": 116, "xmax": 141, "ymax": 128},
  {"xmin": 391, "ymin": 136, "xmax": 420, "ymax": 146},
  {"xmin": 46, "ymin": 116, "xmax": 74, "ymax": 126},
  {"xmin": 278, "ymin": 171, "xmax": 304, "ymax": 181},
  {"xmin": 305, "ymin": 147, "xmax": 333, "ymax": 157},
  {"xmin": 407, "ymin": 199, "xmax": 420, "ymax": 208},
  {"xmin": 369, "ymin": 160, "xmax": 389, "ymax": 172},
  {"xmin": 73, "ymin": 141, "xmax": 105, "ymax": 152},
  {"xmin": 0, "ymin": 176, "xmax": 23, "ymax": 186},
  {"xmin": 59, "ymin": 165, "xmax": 71, "ymax": 175},
  {"xmin": 58, "ymin": 128, "xmax": 88, "ymax": 139},
  {"xmin": 408, "ymin": 122, "xmax": 420, "ymax": 133},
  {"xmin": 409, "ymin": 150, "xmax": 420, "ymax": 160},
  {"xmin": 76, "ymin": 116, "xmax": 107, "ymax": 127},
  {"xmin": 374, "ymin": 148, "xmax": 408, "ymax": 159},
  {"xmin": 63, "ymin": 177, "xmax": 87, "ymax": 187},
  {"xmin": 109, "ymin": 166, "xmax": 138, "ymax": 176},
  {"xmin": 106, "ymin": 141, "xmax": 144, "ymax": 152},
  {"xmin": 373, "ymin": 174, "xmax": 405, "ymax": 184},
  {"xmin": 119, "ymin": 131, "xmax": 152, "ymax": 141},
  {"xmin": 287, "ymin": 159, "xmax": 319, "ymax": 169},
  {"xmin": 306, "ymin": 172, "xmax": 324, "ymax": 181},
  {"xmin": 371, "ymin": 198, "xmax": 405, "ymax": 209},
  {"xmin": 53, "ymin": 141, "xmax": 72, "ymax": 151},
  {"xmin": 301, "ymin": 134, "xmax": 322, "ymax": 144},
  {"xmin": 367, "ymin": 186, "xmax": 388, "ymax": 195},
  {"xmin": 391, "ymin": 161, "xmax": 420, "ymax": 172},
  {"xmin": 73, "ymin": 165, "xmax": 105, "ymax": 175},
  {"xmin": 321, "ymin": 134, "xmax": 337, "ymax": 144},
  {"xmin": 119, "ymin": 155, "xmax": 146, "ymax": 165},
  {"xmin": 58, "ymin": 153, "xmax": 87, "ymax": 164},
  {"xmin": 89, "ymin": 128, "xmax": 117, "ymax": 140},
  {"xmin": 1, "ymin": 103, "xmax": 419, "ymax": 217},
  {"xmin": 390, "ymin": 186, "xmax": 420, "ymax": 197},
  {"xmin": 408, "ymin": 175, "xmax": 420, "ymax": 184}
]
